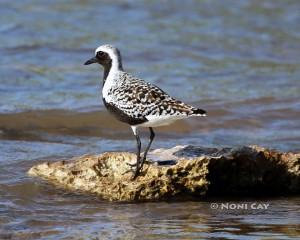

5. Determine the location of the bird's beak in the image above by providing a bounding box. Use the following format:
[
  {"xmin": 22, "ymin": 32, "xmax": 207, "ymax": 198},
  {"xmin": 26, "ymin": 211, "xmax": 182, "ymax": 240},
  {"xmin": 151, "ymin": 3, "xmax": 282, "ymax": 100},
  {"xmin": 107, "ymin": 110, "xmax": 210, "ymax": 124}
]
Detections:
[{"xmin": 84, "ymin": 57, "xmax": 98, "ymax": 65}]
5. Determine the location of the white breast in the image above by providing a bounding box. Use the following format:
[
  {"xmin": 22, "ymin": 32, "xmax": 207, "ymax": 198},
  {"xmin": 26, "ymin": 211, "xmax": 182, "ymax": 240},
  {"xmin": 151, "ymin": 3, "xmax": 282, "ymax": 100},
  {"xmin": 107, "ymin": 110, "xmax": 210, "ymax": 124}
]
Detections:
[{"xmin": 102, "ymin": 71, "xmax": 119, "ymax": 101}]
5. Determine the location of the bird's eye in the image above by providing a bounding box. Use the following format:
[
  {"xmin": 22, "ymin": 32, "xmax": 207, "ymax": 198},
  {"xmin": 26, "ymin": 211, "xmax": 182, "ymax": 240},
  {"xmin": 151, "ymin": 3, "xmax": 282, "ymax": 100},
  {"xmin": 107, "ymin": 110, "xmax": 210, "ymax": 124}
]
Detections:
[{"xmin": 97, "ymin": 51, "xmax": 105, "ymax": 58}]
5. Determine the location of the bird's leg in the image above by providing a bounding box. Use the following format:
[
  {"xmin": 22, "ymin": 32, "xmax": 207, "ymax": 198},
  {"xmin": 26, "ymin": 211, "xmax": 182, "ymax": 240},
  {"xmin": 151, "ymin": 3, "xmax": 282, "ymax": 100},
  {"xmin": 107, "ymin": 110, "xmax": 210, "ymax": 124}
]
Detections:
[
  {"xmin": 131, "ymin": 127, "xmax": 142, "ymax": 180},
  {"xmin": 139, "ymin": 127, "xmax": 155, "ymax": 171},
  {"xmin": 132, "ymin": 134, "xmax": 141, "ymax": 179}
]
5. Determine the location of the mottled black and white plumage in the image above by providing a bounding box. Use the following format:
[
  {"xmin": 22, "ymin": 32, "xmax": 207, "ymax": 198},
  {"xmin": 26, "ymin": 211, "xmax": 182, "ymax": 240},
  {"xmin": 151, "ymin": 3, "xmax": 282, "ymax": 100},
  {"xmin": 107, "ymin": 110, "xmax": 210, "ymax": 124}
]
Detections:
[{"xmin": 84, "ymin": 44, "xmax": 206, "ymax": 179}]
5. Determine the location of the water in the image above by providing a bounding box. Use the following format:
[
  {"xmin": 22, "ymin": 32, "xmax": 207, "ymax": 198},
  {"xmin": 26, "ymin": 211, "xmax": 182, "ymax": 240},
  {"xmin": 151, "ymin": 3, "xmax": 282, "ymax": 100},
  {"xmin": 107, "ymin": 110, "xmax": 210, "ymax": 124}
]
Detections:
[{"xmin": 0, "ymin": 0, "xmax": 300, "ymax": 239}]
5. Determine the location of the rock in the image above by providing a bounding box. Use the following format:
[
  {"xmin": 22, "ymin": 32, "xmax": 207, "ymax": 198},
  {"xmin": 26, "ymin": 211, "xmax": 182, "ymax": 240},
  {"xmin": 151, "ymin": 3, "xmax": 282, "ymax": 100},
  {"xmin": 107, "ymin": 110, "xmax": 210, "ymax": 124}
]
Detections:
[{"xmin": 28, "ymin": 145, "xmax": 300, "ymax": 201}]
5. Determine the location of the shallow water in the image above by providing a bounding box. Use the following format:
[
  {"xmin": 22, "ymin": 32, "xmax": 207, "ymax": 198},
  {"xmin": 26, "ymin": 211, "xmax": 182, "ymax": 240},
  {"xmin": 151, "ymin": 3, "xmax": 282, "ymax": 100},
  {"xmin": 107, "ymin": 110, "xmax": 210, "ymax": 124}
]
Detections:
[{"xmin": 1, "ymin": 0, "xmax": 300, "ymax": 239}]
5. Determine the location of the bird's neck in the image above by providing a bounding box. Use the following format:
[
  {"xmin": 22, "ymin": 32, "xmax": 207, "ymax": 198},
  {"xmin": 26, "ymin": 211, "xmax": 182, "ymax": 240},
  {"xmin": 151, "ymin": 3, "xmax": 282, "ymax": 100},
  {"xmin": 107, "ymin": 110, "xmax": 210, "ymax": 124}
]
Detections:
[
  {"xmin": 102, "ymin": 63, "xmax": 112, "ymax": 82},
  {"xmin": 103, "ymin": 58, "xmax": 123, "ymax": 83}
]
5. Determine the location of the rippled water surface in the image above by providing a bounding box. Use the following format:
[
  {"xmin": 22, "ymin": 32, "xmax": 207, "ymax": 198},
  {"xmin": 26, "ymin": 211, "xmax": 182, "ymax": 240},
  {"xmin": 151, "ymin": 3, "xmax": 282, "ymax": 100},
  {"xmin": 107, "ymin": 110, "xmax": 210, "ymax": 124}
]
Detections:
[{"xmin": 1, "ymin": 0, "xmax": 300, "ymax": 239}]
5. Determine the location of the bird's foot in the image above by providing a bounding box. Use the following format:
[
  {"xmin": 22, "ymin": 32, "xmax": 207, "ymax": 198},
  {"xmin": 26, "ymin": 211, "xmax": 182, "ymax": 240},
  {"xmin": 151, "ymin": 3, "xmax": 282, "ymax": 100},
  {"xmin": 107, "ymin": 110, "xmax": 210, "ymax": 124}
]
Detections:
[
  {"xmin": 126, "ymin": 162, "xmax": 137, "ymax": 167},
  {"xmin": 125, "ymin": 157, "xmax": 149, "ymax": 180},
  {"xmin": 123, "ymin": 162, "xmax": 141, "ymax": 177},
  {"xmin": 131, "ymin": 167, "xmax": 141, "ymax": 180},
  {"xmin": 122, "ymin": 165, "xmax": 136, "ymax": 175},
  {"xmin": 122, "ymin": 166, "xmax": 141, "ymax": 180}
]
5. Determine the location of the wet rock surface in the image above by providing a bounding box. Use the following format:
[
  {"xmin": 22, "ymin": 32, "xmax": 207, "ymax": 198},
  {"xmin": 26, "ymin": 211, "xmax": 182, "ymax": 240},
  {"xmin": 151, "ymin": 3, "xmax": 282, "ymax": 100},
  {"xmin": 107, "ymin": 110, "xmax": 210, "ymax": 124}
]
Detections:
[{"xmin": 28, "ymin": 145, "xmax": 300, "ymax": 201}]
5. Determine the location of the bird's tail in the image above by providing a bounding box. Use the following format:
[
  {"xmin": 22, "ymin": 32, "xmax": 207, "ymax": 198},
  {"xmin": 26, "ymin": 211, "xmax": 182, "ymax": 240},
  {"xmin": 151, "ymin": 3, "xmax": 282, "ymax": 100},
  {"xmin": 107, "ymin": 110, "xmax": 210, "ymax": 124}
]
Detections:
[{"xmin": 191, "ymin": 108, "xmax": 207, "ymax": 116}]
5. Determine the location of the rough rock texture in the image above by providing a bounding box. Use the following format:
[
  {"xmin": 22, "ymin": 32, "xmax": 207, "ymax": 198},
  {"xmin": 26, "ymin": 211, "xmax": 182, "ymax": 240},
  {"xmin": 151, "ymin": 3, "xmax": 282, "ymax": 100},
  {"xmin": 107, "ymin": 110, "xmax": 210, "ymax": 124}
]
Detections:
[{"xmin": 28, "ymin": 145, "xmax": 300, "ymax": 201}]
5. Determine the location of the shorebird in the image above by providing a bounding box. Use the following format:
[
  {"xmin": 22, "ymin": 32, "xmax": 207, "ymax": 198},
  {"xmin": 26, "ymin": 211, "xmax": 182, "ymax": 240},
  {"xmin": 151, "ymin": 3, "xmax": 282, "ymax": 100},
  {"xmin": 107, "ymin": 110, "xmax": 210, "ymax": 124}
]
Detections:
[{"xmin": 84, "ymin": 44, "xmax": 206, "ymax": 179}]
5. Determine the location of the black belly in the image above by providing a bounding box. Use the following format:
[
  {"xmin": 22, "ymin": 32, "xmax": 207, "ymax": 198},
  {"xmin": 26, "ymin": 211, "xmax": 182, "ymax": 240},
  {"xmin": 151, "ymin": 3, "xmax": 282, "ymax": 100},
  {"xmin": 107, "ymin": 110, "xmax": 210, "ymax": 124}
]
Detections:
[{"xmin": 103, "ymin": 98, "xmax": 148, "ymax": 125}]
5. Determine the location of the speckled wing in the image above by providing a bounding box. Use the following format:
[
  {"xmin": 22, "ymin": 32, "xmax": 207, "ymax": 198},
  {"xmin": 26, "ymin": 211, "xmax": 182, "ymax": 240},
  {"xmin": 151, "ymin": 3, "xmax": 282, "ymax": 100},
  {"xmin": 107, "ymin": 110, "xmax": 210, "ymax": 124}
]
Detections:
[{"xmin": 106, "ymin": 74, "xmax": 206, "ymax": 123}]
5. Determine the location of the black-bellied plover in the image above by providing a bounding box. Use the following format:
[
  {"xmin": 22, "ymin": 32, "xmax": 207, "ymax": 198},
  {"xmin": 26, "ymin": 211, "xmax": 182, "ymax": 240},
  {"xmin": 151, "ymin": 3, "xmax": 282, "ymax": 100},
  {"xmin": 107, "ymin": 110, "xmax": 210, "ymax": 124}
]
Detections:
[{"xmin": 84, "ymin": 44, "xmax": 206, "ymax": 179}]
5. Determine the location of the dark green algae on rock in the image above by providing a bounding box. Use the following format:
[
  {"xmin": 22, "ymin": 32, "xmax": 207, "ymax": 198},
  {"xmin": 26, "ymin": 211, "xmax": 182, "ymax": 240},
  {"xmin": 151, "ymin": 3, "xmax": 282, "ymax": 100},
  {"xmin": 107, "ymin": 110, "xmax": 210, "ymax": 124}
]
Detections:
[{"xmin": 28, "ymin": 145, "xmax": 300, "ymax": 202}]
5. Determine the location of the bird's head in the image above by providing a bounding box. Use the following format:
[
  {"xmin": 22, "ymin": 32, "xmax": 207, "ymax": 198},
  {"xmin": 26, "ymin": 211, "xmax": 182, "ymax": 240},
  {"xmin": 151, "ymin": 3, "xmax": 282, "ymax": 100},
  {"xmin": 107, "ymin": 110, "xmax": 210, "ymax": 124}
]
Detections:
[{"xmin": 84, "ymin": 44, "xmax": 123, "ymax": 71}]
